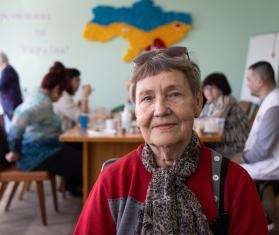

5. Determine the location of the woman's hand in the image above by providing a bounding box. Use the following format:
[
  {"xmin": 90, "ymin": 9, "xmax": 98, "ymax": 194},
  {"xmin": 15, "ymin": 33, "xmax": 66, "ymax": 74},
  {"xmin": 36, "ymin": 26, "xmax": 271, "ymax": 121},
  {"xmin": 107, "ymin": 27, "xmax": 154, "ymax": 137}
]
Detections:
[
  {"xmin": 81, "ymin": 85, "xmax": 93, "ymax": 99},
  {"xmin": 5, "ymin": 152, "xmax": 20, "ymax": 162}
]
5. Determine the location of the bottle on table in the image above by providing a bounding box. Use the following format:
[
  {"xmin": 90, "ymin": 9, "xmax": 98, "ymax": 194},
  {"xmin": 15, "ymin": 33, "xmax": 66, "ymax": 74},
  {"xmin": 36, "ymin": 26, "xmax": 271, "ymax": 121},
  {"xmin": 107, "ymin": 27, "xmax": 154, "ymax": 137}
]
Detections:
[
  {"xmin": 121, "ymin": 104, "xmax": 132, "ymax": 134},
  {"xmin": 80, "ymin": 112, "xmax": 88, "ymax": 134}
]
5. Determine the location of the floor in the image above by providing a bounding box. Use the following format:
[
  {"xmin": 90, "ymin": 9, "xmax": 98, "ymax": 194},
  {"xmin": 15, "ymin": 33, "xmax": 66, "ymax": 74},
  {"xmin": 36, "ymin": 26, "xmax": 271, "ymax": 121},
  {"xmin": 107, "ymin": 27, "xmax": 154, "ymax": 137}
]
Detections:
[
  {"xmin": 269, "ymin": 213, "xmax": 279, "ymax": 235},
  {"xmin": 264, "ymin": 190, "xmax": 279, "ymax": 235},
  {"xmin": 0, "ymin": 181, "xmax": 82, "ymax": 235}
]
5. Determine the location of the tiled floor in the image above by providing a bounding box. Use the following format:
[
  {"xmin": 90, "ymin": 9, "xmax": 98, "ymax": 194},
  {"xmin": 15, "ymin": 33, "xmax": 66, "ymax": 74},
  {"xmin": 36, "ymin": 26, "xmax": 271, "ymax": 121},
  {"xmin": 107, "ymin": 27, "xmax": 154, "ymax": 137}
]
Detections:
[{"xmin": 0, "ymin": 181, "xmax": 82, "ymax": 235}]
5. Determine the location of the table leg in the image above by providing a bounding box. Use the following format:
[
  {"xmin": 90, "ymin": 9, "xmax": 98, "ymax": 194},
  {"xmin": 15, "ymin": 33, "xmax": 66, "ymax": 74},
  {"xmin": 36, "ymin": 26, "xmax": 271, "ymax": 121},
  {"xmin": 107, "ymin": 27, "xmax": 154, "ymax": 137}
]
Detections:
[{"xmin": 83, "ymin": 142, "xmax": 89, "ymax": 203}]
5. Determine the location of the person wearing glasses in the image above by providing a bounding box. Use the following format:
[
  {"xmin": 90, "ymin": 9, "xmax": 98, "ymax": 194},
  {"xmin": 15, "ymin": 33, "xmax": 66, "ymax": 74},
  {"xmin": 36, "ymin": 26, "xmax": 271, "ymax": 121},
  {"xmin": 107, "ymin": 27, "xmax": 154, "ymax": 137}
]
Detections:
[
  {"xmin": 74, "ymin": 47, "xmax": 267, "ymax": 234},
  {"xmin": 199, "ymin": 73, "xmax": 249, "ymax": 158}
]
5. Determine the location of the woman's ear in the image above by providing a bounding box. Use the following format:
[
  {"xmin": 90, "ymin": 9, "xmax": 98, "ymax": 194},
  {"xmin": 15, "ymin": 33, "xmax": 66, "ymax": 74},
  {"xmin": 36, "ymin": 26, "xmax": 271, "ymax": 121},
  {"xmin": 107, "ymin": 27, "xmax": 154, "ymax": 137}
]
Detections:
[{"xmin": 194, "ymin": 93, "xmax": 203, "ymax": 118}]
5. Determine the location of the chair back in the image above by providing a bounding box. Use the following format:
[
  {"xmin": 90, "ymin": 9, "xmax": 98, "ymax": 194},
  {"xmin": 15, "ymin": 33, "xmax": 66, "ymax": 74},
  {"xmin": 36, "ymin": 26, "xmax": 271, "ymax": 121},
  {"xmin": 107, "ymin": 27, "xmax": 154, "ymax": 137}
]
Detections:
[
  {"xmin": 238, "ymin": 101, "xmax": 259, "ymax": 128},
  {"xmin": 0, "ymin": 167, "xmax": 58, "ymax": 225},
  {"xmin": 101, "ymin": 158, "xmax": 118, "ymax": 172}
]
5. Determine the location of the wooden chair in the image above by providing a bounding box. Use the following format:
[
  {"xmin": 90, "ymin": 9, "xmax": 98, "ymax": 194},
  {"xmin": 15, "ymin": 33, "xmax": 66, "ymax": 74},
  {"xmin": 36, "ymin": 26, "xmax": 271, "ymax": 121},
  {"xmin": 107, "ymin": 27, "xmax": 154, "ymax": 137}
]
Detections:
[
  {"xmin": 101, "ymin": 158, "xmax": 118, "ymax": 172},
  {"xmin": 58, "ymin": 177, "xmax": 67, "ymax": 199},
  {"xmin": 238, "ymin": 100, "xmax": 259, "ymax": 128},
  {"xmin": 18, "ymin": 181, "xmax": 32, "ymax": 200},
  {"xmin": 18, "ymin": 177, "xmax": 66, "ymax": 200},
  {"xmin": 0, "ymin": 165, "xmax": 58, "ymax": 225},
  {"xmin": 255, "ymin": 180, "xmax": 279, "ymax": 213}
]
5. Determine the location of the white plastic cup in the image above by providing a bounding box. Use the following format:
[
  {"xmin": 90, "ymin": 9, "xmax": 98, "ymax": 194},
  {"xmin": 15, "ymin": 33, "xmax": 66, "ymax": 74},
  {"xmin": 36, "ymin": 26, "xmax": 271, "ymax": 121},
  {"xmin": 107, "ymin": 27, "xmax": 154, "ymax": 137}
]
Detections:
[
  {"xmin": 105, "ymin": 119, "xmax": 116, "ymax": 131},
  {"xmin": 216, "ymin": 117, "xmax": 225, "ymax": 134}
]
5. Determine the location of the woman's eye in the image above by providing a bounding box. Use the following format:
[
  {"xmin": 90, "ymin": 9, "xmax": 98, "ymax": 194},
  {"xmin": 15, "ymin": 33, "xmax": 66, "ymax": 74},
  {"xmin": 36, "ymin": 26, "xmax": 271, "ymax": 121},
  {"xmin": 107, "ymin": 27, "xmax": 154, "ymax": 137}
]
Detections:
[
  {"xmin": 168, "ymin": 92, "xmax": 181, "ymax": 98},
  {"xmin": 141, "ymin": 96, "xmax": 153, "ymax": 102}
]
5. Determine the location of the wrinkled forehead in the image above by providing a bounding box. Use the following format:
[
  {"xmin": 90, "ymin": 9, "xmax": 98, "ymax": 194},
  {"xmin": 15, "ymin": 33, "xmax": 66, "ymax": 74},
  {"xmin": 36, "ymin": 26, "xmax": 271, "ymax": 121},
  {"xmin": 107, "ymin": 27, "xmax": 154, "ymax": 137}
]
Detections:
[{"xmin": 135, "ymin": 71, "xmax": 191, "ymax": 97}]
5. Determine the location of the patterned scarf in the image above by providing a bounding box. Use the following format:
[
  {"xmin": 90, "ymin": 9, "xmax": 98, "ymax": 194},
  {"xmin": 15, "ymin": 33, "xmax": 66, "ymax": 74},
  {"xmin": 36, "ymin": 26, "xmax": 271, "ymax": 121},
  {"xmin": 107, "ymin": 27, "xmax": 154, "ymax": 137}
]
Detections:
[{"xmin": 135, "ymin": 133, "xmax": 212, "ymax": 235}]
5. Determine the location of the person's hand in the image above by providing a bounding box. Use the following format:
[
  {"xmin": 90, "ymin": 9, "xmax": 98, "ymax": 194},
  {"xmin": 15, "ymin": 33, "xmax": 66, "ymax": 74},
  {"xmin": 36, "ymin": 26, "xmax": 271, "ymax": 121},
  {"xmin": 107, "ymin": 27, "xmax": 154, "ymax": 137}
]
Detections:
[
  {"xmin": 81, "ymin": 85, "xmax": 92, "ymax": 99},
  {"xmin": 5, "ymin": 152, "xmax": 20, "ymax": 162},
  {"xmin": 231, "ymin": 153, "xmax": 242, "ymax": 164}
]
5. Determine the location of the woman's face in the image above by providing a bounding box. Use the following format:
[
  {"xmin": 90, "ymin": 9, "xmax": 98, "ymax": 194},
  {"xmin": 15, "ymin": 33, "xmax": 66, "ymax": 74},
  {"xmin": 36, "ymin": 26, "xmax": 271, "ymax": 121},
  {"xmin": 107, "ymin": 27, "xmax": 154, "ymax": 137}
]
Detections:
[
  {"xmin": 70, "ymin": 77, "xmax": 81, "ymax": 94},
  {"xmin": 135, "ymin": 70, "xmax": 202, "ymax": 148},
  {"xmin": 49, "ymin": 85, "xmax": 62, "ymax": 102},
  {"xmin": 203, "ymin": 85, "xmax": 222, "ymax": 102}
]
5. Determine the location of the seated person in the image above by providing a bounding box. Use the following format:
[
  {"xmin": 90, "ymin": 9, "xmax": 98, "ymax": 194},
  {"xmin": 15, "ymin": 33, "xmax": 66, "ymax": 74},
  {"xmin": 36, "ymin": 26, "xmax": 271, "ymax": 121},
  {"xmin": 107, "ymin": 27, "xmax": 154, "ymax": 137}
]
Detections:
[
  {"xmin": 199, "ymin": 73, "xmax": 249, "ymax": 157},
  {"xmin": 232, "ymin": 61, "xmax": 279, "ymax": 231},
  {"xmin": 232, "ymin": 61, "xmax": 279, "ymax": 180},
  {"xmin": 74, "ymin": 47, "xmax": 267, "ymax": 234},
  {"xmin": 54, "ymin": 68, "xmax": 92, "ymax": 131},
  {"xmin": 5, "ymin": 62, "xmax": 82, "ymax": 196}
]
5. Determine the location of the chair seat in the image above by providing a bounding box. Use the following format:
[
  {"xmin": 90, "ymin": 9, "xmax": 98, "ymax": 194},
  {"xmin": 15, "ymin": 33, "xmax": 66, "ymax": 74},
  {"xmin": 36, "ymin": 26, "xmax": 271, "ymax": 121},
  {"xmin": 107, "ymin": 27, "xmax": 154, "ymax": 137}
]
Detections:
[
  {"xmin": 254, "ymin": 180, "xmax": 279, "ymax": 214},
  {"xmin": 0, "ymin": 165, "xmax": 58, "ymax": 225},
  {"xmin": 0, "ymin": 166, "xmax": 53, "ymax": 182}
]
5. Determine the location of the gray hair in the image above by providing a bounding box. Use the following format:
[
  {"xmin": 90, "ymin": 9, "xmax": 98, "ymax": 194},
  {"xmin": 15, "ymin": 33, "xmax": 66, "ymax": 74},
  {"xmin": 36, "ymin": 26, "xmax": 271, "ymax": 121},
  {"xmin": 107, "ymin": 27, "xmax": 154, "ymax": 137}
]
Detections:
[
  {"xmin": 129, "ymin": 50, "xmax": 201, "ymax": 102},
  {"xmin": 0, "ymin": 52, "xmax": 9, "ymax": 64}
]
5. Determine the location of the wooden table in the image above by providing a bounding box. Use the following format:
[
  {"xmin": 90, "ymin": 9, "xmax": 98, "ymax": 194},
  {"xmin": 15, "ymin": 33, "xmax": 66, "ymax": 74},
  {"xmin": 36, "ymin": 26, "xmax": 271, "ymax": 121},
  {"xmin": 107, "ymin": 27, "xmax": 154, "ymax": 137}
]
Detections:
[{"xmin": 60, "ymin": 127, "xmax": 222, "ymax": 202}]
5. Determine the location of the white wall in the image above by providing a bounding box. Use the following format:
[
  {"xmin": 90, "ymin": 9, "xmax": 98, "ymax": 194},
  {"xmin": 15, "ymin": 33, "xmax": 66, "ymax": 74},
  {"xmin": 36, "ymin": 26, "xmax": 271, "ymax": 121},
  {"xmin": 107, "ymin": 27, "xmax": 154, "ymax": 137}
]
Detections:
[
  {"xmin": 0, "ymin": 0, "xmax": 134, "ymax": 108},
  {"xmin": 241, "ymin": 33, "xmax": 279, "ymax": 103},
  {"xmin": 1, "ymin": 0, "xmax": 279, "ymax": 109}
]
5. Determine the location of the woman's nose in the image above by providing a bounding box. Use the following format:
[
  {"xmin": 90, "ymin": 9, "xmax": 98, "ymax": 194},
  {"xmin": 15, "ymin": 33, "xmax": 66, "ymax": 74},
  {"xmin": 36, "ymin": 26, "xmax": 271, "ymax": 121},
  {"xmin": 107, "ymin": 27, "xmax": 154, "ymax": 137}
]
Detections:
[{"xmin": 153, "ymin": 97, "xmax": 171, "ymax": 117}]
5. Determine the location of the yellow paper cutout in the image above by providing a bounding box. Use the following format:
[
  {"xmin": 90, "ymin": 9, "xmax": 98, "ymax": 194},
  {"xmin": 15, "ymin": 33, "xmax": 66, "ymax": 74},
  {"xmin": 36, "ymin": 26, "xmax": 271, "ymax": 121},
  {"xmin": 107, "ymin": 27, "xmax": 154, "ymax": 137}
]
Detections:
[{"xmin": 83, "ymin": 22, "xmax": 191, "ymax": 62}]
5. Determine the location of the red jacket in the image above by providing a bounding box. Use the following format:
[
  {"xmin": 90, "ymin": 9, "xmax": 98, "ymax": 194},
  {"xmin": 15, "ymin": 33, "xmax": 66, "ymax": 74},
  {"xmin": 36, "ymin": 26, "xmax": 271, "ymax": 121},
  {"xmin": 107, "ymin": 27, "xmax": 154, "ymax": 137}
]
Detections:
[{"xmin": 74, "ymin": 145, "xmax": 267, "ymax": 235}]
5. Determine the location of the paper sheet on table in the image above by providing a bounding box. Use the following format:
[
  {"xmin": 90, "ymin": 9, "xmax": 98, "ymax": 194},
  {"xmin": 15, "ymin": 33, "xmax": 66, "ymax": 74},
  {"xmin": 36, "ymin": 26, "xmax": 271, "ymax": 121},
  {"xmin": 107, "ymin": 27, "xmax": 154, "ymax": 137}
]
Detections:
[{"xmin": 87, "ymin": 129, "xmax": 117, "ymax": 136}]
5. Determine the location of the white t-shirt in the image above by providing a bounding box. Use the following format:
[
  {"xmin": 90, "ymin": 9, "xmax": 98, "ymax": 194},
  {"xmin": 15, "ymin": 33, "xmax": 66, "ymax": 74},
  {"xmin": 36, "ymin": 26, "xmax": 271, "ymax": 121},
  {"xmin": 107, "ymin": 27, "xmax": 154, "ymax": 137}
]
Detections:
[{"xmin": 53, "ymin": 91, "xmax": 81, "ymax": 131}]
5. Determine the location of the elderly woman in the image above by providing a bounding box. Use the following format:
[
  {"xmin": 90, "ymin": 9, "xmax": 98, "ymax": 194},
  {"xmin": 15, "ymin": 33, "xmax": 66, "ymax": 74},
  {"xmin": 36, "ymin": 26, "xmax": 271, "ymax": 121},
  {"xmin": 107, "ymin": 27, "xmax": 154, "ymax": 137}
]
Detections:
[
  {"xmin": 200, "ymin": 73, "xmax": 249, "ymax": 157},
  {"xmin": 74, "ymin": 47, "xmax": 267, "ymax": 234},
  {"xmin": 5, "ymin": 62, "xmax": 82, "ymax": 196}
]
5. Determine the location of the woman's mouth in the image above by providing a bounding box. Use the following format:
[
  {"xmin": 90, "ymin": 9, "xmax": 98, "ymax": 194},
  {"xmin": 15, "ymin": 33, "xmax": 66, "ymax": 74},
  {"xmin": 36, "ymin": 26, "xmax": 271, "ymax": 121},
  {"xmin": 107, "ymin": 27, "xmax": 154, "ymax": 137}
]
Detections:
[{"xmin": 153, "ymin": 123, "xmax": 176, "ymax": 131}]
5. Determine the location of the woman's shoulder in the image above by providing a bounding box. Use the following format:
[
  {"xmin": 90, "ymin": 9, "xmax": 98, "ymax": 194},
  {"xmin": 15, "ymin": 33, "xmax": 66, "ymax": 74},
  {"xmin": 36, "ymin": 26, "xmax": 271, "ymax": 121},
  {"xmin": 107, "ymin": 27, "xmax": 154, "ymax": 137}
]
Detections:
[
  {"xmin": 224, "ymin": 95, "xmax": 236, "ymax": 102},
  {"xmin": 55, "ymin": 91, "xmax": 73, "ymax": 104},
  {"xmin": 96, "ymin": 145, "xmax": 150, "ymax": 198},
  {"xmin": 22, "ymin": 90, "xmax": 52, "ymax": 108},
  {"xmin": 100, "ymin": 145, "xmax": 144, "ymax": 179},
  {"xmin": 220, "ymin": 95, "xmax": 236, "ymax": 110},
  {"xmin": 226, "ymin": 159, "xmax": 254, "ymax": 183},
  {"xmin": 14, "ymin": 91, "xmax": 55, "ymax": 122}
]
